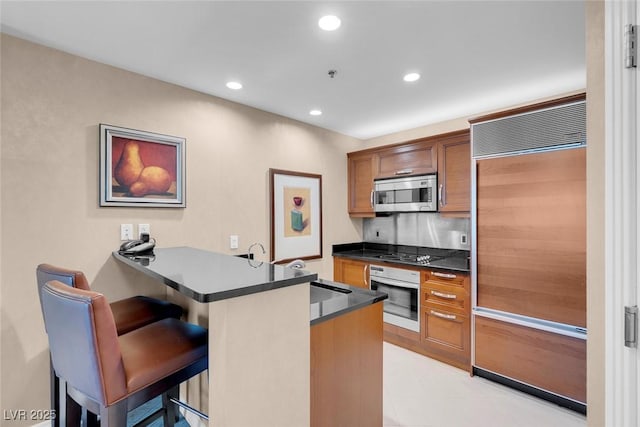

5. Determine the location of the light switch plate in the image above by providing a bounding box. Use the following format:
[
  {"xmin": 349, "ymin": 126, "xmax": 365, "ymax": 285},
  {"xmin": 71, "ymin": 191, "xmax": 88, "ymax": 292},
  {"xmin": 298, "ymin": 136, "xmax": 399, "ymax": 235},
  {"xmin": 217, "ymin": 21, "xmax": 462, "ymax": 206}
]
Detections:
[{"xmin": 230, "ymin": 235, "xmax": 239, "ymax": 249}]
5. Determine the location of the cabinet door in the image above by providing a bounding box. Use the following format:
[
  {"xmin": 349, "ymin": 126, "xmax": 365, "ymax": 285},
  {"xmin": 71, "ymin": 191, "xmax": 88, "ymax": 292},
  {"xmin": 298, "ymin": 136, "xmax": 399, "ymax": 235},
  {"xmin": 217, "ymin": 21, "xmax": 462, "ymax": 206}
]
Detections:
[
  {"xmin": 437, "ymin": 132, "xmax": 470, "ymax": 213},
  {"xmin": 376, "ymin": 141, "xmax": 437, "ymax": 179},
  {"xmin": 421, "ymin": 307, "xmax": 470, "ymax": 365},
  {"xmin": 475, "ymin": 317, "xmax": 586, "ymax": 403},
  {"xmin": 333, "ymin": 257, "xmax": 369, "ymax": 289},
  {"xmin": 476, "ymin": 147, "xmax": 586, "ymax": 327},
  {"xmin": 347, "ymin": 152, "xmax": 376, "ymax": 217}
]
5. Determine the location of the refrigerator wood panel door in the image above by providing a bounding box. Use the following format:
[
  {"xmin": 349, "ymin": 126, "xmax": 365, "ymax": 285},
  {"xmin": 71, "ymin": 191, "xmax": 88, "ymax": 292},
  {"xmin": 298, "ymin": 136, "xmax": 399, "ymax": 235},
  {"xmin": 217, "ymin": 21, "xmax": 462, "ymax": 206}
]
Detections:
[
  {"xmin": 475, "ymin": 317, "xmax": 586, "ymax": 403},
  {"xmin": 476, "ymin": 147, "xmax": 586, "ymax": 327}
]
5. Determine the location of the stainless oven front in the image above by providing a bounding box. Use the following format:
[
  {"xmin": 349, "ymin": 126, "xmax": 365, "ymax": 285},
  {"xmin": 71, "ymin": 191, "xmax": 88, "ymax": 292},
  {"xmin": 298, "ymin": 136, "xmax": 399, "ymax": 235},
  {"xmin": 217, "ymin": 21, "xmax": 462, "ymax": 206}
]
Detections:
[{"xmin": 369, "ymin": 264, "xmax": 420, "ymax": 332}]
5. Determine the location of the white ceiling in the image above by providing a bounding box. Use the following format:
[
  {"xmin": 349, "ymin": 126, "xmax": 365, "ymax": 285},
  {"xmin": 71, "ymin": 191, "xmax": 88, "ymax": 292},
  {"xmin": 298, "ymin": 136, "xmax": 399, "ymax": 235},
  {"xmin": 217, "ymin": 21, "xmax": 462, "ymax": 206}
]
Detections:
[{"xmin": 0, "ymin": 1, "xmax": 586, "ymax": 139}]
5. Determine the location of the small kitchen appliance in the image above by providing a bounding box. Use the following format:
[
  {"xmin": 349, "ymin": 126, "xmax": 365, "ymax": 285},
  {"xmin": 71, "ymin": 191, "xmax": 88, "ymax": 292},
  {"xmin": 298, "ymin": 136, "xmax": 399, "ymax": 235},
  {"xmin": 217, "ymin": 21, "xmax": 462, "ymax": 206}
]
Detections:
[{"xmin": 373, "ymin": 174, "xmax": 437, "ymax": 213}]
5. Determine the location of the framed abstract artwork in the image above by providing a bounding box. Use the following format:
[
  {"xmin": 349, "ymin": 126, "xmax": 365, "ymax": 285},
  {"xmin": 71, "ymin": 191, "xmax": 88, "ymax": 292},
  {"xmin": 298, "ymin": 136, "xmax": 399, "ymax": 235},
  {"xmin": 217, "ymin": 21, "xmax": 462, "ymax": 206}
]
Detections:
[
  {"xmin": 269, "ymin": 169, "xmax": 323, "ymax": 263},
  {"xmin": 99, "ymin": 124, "xmax": 185, "ymax": 207}
]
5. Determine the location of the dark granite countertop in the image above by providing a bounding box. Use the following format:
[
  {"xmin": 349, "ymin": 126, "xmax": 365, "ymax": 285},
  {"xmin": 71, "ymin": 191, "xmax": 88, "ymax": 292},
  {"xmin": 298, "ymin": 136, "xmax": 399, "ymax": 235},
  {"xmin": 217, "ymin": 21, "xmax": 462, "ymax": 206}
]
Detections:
[
  {"xmin": 332, "ymin": 242, "xmax": 471, "ymax": 273},
  {"xmin": 310, "ymin": 279, "xmax": 387, "ymax": 326},
  {"xmin": 113, "ymin": 246, "xmax": 318, "ymax": 303}
]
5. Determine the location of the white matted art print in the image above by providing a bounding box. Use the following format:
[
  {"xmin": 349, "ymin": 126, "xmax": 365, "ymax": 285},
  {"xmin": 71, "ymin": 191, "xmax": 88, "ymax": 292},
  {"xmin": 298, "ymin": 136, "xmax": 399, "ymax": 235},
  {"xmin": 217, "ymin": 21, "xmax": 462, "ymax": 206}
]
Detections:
[{"xmin": 269, "ymin": 169, "xmax": 322, "ymax": 263}]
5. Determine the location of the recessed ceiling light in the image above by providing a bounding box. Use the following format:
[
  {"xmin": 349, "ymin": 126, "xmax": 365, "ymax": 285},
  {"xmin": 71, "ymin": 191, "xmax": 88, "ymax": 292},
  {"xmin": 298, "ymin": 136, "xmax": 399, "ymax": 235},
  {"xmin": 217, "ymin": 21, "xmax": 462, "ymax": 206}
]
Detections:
[
  {"xmin": 309, "ymin": 109, "xmax": 323, "ymax": 116},
  {"xmin": 403, "ymin": 73, "xmax": 421, "ymax": 82},
  {"xmin": 226, "ymin": 81, "xmax": 243, "ymax": 90},
  {"xmin": 318, "ymin": 15, "xmax": 341, "ymax": 31}
]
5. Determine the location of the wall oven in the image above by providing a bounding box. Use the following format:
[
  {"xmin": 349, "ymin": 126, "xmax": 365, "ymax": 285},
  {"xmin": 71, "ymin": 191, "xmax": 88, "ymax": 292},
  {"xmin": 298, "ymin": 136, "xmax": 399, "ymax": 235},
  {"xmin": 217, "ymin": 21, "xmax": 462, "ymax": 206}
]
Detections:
[
  {"xmin": 369, "ymin": 264, "xmax": 420, "ymax": 332},
  {"xmin": 373, "ymin": 174, "xmax": 437, "ymax": 213}
]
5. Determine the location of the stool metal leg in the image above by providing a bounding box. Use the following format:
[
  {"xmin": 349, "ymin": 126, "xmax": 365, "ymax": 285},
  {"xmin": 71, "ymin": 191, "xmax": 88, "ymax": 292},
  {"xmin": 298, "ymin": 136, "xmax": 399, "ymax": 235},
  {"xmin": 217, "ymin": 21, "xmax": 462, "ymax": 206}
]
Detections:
[{"xmin": 50, "ymin": 357, "xmax": 59, "ymax": 427}]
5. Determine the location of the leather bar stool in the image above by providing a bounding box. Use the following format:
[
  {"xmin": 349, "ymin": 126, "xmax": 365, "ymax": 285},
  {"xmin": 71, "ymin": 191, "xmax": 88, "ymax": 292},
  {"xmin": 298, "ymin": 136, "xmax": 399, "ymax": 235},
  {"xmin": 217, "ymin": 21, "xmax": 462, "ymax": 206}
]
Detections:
[
  {"xmin": 36, "ymin": 263, "xmax": 184, "ymax": 426},
  {"xmin": 40, "ymin": 280, "xmax": 208, "ymax": 427}
]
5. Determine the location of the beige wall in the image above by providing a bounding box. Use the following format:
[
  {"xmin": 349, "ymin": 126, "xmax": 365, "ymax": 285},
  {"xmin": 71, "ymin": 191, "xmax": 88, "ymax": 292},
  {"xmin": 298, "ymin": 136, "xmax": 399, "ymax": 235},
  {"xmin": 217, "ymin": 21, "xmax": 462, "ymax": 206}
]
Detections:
[{"xmin": 0, "ymin": 34, "xmax": 363, "ymax": 422}]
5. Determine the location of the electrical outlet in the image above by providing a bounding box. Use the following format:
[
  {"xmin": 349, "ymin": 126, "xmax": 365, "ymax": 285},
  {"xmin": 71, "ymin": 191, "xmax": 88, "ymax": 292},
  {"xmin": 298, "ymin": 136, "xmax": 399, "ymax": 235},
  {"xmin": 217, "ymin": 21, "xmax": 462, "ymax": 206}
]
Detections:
[
  {"xmin": 138, "ymin": 223, "xmax": 150, "ymax": 239},
  {"xmin": 120, "ymin": 224, "xmax": 134, "ymax": 241},
  {"xmin": 230, "ymin": 235, "xmax": 239, "ymax": 249},
  {"xmin": 460, "ymin": 234, "xmax": 468, "ymax": 245}
]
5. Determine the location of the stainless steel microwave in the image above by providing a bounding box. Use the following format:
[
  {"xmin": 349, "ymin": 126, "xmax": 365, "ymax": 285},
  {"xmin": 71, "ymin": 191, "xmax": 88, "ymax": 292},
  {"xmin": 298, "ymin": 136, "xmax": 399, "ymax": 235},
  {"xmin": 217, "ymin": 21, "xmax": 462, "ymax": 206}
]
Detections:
[{"xmin": 373, "ymin": 174, "xmax": 437, "ymax": 213}]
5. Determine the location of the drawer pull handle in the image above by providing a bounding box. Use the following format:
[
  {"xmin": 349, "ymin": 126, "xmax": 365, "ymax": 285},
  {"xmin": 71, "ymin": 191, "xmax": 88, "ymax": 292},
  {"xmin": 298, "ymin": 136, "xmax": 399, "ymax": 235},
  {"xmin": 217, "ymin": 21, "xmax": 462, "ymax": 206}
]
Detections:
[
  {"xmin": 431, "ymin": 290, "xmax": 456, "ymax": 300},
  {"xmin": 432, "ymin": 272, "xmax": 457, "ymax": 279},
  {"xmin": 430, "ymin": 310, "xmax": 456, "ymax": 320},
  {"xmin": 364, "ymin": 264, "xmax": 369, "ymax": 287},
  {"xmin": 395, "ymin": 169, "xmax": 413, "ymax": 175}
]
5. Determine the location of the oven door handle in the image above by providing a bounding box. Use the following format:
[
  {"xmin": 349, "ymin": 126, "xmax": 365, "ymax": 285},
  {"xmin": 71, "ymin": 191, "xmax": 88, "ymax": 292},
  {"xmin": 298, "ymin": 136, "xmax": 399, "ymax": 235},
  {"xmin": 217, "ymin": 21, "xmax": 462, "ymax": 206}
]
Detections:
[{"xmin": 370, "ymin": 276, "xmax": 420, "ymax": 290}]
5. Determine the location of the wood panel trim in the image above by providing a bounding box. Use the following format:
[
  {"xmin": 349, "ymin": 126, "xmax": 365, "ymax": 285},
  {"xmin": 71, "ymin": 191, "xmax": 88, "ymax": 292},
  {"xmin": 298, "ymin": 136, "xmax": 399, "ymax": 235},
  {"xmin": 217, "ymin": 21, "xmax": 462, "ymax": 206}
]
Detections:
[{"xmin": 347, "ymin": 129, "xmax": 470, "ymax": 157}]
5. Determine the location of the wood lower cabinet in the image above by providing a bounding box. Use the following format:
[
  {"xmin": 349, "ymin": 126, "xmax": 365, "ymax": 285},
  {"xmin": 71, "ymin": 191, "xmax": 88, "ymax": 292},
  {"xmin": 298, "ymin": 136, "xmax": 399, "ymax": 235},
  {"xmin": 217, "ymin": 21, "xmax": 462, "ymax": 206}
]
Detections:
[
  {"xmin": 333, "ymin": 256, "xmax": 471, "ymax": 371},
  {"xmin": 311, "ymin": 302, "xmax": 383, "ymax": 427},
  {"xmin": 475, "ymin": 316, "xmax": 586, "ymax": 403},
  {"xmin": 437, "ymin": 131, "xmax": 470, "ymax": 214},
  {"xmin": 333, "ymin": 257, "xmax": 369, "ymax": 289},
  {"xmin": 421, "ymin": 270, "xmax": 471, "ymax": 370}
]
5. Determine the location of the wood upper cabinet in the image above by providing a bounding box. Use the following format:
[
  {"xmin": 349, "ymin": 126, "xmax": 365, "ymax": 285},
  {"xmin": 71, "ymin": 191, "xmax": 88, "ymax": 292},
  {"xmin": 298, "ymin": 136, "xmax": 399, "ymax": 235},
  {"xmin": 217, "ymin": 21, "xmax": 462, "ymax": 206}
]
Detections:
[
  {"xmin": 375, "ymin": 140, "xmax": 437, "ymax": 179},
  {"xmin": 347, "ymin": 151, "xmax": 377, "ymax": 217},
  {"xmin": 347, "ymin": 130, "xmax": 471, "ymax": 217},
  {"xmin": 333, "ymin": 257, "xmax": 370, "ymax": 289},
  {"xmin": 437, "ymin": 131, "xmax": 471, "ymax": 213}
]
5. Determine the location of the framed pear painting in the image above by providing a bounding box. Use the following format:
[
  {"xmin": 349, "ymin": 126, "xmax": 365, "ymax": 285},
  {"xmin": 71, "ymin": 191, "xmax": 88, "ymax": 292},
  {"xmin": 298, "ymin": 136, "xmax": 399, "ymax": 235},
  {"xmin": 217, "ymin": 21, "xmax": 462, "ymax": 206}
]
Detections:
[{"xmin": 99, "ymin": 124, "xmax": 186, "ymax": 207}]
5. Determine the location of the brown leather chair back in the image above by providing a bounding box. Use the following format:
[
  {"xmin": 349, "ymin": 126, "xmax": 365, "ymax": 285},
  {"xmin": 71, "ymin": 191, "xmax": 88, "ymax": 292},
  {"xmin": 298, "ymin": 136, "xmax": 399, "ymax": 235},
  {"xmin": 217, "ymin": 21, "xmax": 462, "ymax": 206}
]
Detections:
[
  {"xmin": 36, "ymin": 263, "xmax": 91, "ymax": 291},
  {"xmin": 40, "ymin": 280, "xmax": 127, "ymax": 405}
]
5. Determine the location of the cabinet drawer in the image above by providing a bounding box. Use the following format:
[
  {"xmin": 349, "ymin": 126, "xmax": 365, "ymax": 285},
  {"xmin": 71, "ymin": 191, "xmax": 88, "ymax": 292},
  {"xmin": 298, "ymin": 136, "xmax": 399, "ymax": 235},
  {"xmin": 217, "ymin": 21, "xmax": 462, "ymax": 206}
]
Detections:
[
  {"xmin": 422, "ymin": 283, "xmax": 468, "ymax": 315},
  {"xmin": 423, "ymin": 270, "xmax": 466, "ymax": 287},
  {"xmin": 422, "ymin": 308, "xmax": 469, "ymax": 353}
]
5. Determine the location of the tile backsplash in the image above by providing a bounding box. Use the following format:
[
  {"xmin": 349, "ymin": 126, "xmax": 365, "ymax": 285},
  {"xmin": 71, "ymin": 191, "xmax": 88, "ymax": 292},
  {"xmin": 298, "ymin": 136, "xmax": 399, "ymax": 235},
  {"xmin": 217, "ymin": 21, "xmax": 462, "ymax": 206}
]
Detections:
[{"xmin": 363, "ymin": 213, "xmax": 470, "ymax": 250}]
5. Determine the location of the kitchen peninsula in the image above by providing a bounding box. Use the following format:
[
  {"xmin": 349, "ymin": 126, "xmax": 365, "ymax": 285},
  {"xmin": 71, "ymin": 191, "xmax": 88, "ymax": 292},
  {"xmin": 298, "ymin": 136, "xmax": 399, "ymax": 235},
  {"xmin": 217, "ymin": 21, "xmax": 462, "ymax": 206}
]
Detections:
[{"xmin": 114, "ymin": 247, "xmax": 387, "ymax": 427}]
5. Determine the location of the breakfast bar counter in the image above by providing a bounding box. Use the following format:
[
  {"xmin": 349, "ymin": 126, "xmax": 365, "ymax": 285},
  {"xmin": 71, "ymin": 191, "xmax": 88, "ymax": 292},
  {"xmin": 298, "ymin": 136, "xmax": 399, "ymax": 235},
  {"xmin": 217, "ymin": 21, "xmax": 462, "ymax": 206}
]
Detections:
[
  {"xmin": 113, "ymin": 246, "xmax": 318, "ymax": 302},
  {"xmin": 114, "ymin": 246, "xmax": 317, "ymax": 427},
  {"xmin": 114, "ymin": 247, "xmax": 387, "ymax": 427}
]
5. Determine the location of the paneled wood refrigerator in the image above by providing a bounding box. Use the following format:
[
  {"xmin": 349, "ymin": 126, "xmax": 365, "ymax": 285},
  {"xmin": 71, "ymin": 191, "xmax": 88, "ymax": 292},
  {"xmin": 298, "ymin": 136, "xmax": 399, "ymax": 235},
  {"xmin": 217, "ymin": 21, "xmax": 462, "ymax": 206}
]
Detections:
[{"xmin": 470, "ymin": 94, "xmax": 587, "ymax": 412}]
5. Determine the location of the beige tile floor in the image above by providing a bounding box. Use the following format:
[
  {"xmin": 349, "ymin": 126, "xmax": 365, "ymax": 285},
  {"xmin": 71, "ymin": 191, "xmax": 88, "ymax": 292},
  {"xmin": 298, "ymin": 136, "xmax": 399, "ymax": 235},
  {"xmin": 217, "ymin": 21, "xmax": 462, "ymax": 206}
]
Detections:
[{"xmin": 383, "ymin": 342, "xmax": 587, "ymax": 427}]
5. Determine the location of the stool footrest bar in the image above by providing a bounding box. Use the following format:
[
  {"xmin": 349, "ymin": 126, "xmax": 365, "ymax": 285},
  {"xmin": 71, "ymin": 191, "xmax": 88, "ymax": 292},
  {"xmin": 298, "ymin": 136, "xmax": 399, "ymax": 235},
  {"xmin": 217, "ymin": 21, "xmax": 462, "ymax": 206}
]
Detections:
[{"xmin": 169, "ymin": 397, "xmax": 209, "ymax": 421}]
